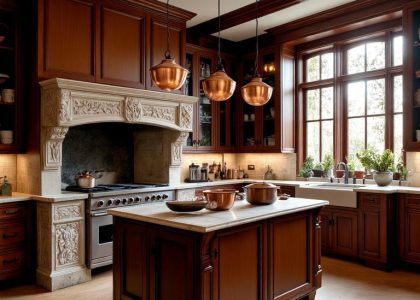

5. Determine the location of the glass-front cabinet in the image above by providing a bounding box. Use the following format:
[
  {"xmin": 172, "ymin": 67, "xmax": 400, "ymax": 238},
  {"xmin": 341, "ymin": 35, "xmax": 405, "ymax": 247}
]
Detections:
[
  {"xmin": 404, "ymin": 3, "xmax": 420, "ymax": 151},
  {"xmin": 238, "ymin": 48, "xmax": 280, "ymax": 151},
  {"xmin": 184, "ymin": 45, "xmax": 236, "ymax": 153}
]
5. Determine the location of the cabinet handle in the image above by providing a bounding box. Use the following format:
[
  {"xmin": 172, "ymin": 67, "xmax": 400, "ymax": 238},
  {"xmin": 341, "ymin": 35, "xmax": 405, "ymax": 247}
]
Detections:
[
  {"xmin": 3, "ymin": 258, "xmax": 18, "ymax": 265},
  {"xmin": 214, "ymin": 250, "xmax": 219, "ymax": 259},
  {"xmin": 3, "ymin": 232, "xmax": 18, "ymax": 239},
  {"xmin": 4, "ymin": 209, "xmax": 20, "ymax": 215}
]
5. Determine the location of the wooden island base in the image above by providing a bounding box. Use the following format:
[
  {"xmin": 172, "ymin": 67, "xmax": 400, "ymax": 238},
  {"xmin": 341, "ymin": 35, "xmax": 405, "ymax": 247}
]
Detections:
[{"xmin": 111, "ymin": 200, "xmax": 324, "ymax": 300}]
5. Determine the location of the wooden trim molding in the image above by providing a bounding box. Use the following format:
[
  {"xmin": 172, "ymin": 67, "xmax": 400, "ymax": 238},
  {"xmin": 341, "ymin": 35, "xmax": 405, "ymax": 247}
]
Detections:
[
  {"xmin": 188, "ymin": 0, "xmax": 301, "ymax": 38},
  {"xmin": 126, "ymin": 0, "xmax": 196, "ymax": 22},
  {"xmin": 267, "ymin": 0, "xmax": 410, "ymax": 44}
]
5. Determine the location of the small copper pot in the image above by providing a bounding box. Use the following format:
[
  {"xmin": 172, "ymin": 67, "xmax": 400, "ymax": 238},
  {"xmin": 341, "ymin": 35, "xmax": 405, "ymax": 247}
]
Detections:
[{"xmin": 203, "ymin": 189, "xmax": 238, "ymax": 211}]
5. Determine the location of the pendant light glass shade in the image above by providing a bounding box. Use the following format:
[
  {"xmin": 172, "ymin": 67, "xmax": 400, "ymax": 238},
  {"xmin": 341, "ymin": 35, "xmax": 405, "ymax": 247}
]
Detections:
[
  {"xmin": 202, "ymin": 0, "xmax": 236, "ymax": 101},
  {"xmin": 241, "ymin": 0, "xmax": 272, "ymax": 106},
  {"xmin": 241, "ymin": 77, "xmax": 273, "ymax": 106},
  {"xmin": 202, "ymin": 67, "xmax": 236, "ymax": 101},
  {"xmin": 150, "ymin": 0, "xmax": 188, "ymax": 91}
]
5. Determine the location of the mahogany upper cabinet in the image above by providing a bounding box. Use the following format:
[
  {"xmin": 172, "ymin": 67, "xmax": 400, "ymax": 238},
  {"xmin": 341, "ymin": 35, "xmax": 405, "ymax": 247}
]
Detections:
[
  {"xmin": 37, "ymin": 0, "xmax": 193, "ymax": 90},
  {"xmin": 238, "ymin": 46, "xmax": 295, "ymax": 153},
  {"xmin": 403, "ymin": 1, "xmax": 420, "ymax": 150},
  {"xmin": 38, "ymin": 0, "xmax": 95, "ymax": 81},
  {"xmin": 183, "ymin": 44, "xmax": 237, "ymax": 153}
]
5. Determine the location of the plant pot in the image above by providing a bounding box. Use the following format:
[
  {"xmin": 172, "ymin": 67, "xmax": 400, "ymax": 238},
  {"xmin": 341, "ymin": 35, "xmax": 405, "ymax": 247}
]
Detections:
[
  {"xmin": 335, "ymin": 170, "xmax": 345, "ymax": 178},
  {"xmin": 312, "ymin": 169, "xmax": 324, "ymax": 177},
  {"xmin": 354, "ymin": 170, "xmax": 365, "ymax": 179},
  {"xmin": 373, "ymin": 171, "xmax": 393, "ymax": 186}
]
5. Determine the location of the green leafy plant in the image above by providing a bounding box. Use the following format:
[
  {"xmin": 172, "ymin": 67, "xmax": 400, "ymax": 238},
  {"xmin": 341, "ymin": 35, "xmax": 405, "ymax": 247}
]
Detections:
[
  {"xmin": 395, "ymin": 154, "xmax": 408, "ymax": 180},
  {"xmin": 346, "ymin": 154, "xmax": 363, "ymax": 172},
  {"xmin": 299, "ymin": 156, "xmax": 314, "ymax": 178},
  {"xmin": 322, "ymin": 154, "xmax": 335, "ymax": 173},
  {"xmin": 356, "ymin": 148, "xmax": 394, "ymax": 172}
]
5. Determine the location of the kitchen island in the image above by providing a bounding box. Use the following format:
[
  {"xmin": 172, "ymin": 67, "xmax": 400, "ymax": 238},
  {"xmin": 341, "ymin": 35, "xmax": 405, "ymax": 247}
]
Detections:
[{"xmin": 109, "ymin": 198, "xmax": 328, "ymax": 300}]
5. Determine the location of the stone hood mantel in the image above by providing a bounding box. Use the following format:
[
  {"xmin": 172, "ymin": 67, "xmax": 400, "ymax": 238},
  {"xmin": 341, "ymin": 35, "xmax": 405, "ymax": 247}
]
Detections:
[{"xmin": 39, "ymin": 78, "xmax": 197, "ymax": 195}]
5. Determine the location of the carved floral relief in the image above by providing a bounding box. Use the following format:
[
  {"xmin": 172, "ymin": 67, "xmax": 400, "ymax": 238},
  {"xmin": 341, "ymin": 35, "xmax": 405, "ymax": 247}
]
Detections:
[
  {"xmin": 72, "ymin": 98, "xmax": 121, "ymax": 117},
  {"xmin": 125, "ymin": 97, "xmax": 142, "ymax": 122},
  {"xmin": 180, "ymin": 104, "xmax": 193, "ymax": 130},
  {"xmin": 55, "ymin": 222, "xmax": 80, "ymax": 267},
  {"xmin": 142, "ymin": 105, "xmax": 176, "ymax": 123},
  {"xmin": 54, "ymin": 205, "xmax": 81, "ymax": 221}
]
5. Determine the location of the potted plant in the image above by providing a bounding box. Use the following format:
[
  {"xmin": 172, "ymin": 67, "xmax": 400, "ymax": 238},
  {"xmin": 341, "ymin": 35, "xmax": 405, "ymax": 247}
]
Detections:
[
  {"xmin": 346, "ymin": 154, "xmax": 364, "ymax": 179},
  {"xmin": 356, "ymin": 149, "xmax": 394, "ymax": 186},
  {"xmin": 322, "ymin": 154, "xmax": 335, "ymax": 178},
  {"xmin": 312, "ymin": 162, "xmax": 324, "ymax": 177},
  {"xmin": 394, "ymin": 155, "xmax": 408, "ymax": 181},
  {"xmin": 299, "ymin": 156, "xmax": 314, "ymax": 180}
]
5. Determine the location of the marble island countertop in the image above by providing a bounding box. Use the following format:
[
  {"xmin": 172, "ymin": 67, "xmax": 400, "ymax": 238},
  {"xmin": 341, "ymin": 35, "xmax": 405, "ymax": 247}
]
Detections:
[{"xmin": 107, "ymin": 198, "xmax": 329, "ymax": 233}]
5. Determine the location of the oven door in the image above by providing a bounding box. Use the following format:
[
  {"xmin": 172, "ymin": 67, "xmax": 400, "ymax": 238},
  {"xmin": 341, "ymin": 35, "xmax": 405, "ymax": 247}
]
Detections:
[{"xmin": 89, "ymin": 211, "xmax": 113, "ymax": 269}]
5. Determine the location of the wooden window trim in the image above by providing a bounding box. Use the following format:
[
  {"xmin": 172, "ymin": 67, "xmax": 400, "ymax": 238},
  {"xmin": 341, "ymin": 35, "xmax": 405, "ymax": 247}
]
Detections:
[{"xmin": 298, "ymin": 30, "xmax": 403, "ymax": 171}]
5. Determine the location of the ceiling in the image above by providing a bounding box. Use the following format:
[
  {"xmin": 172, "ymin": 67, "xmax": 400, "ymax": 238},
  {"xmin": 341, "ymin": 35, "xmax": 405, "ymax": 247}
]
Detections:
[{"xmin": 160, "ymin": 0, "xmax": 357, "ymax": 42}]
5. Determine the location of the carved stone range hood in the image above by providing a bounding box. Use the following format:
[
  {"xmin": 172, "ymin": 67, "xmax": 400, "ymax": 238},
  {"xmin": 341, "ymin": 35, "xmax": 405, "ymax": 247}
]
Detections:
[{"xmin": 40, "ymin": 78, "xmax": 197, "ymax": 195}]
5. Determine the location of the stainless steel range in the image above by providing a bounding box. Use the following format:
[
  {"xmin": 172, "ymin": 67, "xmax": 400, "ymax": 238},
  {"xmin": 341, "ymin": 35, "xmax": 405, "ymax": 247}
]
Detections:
[{"xmin": 78, "ymin": 184, "xmax": 174, "ymax": 269}]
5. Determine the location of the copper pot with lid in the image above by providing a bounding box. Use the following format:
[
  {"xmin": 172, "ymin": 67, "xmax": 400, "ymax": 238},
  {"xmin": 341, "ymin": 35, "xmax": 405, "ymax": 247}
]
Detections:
[{"xmin": 244, "ymin": 182, "xmax": 279, "ymax": 205}]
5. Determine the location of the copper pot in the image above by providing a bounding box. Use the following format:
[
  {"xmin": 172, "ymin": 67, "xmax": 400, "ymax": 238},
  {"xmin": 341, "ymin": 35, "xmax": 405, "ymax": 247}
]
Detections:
[
  {"xmin": 244, "ymin": 182, "xmax": 279, "ymax": 205},
  {"xmin": 203, "ymin": 189, "xmax": 238, "ymax": 211}
]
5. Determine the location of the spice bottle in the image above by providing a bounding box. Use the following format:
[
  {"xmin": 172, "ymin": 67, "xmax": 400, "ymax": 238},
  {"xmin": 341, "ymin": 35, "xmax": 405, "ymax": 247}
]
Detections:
[{"xmin": 1, "ymin": 176, "xmax": 12, "ymax": 196}]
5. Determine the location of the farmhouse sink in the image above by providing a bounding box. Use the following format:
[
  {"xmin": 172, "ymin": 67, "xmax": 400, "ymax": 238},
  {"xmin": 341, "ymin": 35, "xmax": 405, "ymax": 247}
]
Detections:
[{"xmin": 295, "ymin": 183, "xmax": 367, "ymax": 208}]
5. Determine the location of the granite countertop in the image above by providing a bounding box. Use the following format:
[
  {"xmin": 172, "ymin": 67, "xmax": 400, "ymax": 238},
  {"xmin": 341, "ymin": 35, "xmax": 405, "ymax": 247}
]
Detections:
[{"xmin": 108, "ymin": 198, "xmax": 328, "ymax": 233}]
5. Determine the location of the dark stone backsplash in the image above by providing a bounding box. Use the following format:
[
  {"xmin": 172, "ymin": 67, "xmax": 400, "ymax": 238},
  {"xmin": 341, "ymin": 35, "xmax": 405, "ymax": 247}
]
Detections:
[{"xmin": 62, "ymin": 123, "xmax": 138, "ymax": 185}]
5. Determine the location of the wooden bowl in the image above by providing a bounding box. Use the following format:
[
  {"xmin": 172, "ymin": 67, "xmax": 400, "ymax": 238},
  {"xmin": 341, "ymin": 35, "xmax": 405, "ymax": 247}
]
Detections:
[{"xmin": 166, "ymin": 200, "xmax": 207, "ymax": 212}]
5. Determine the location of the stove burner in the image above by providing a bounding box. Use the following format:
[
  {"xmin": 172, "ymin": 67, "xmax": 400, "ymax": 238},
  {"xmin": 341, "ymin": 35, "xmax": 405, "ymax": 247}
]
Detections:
[{"xmin": 65, "ymin": 183, "xmax": 167, "ymax": 193}]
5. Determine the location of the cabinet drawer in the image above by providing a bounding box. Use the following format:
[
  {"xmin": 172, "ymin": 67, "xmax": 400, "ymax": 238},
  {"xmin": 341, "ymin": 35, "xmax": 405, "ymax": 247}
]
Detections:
[
  {"xmin": 359, "ymin": 193, "xmax": 385, "ymax": 208},
  {"xmin": 0, "ymin": 205, "xmax": 25, "ymax": 221},
  {"xmin": 0, "ymin": 224, "xmax": 25, "ymax": 246},
  {"xmin": 406, "ymin": 196, "xmax": 420, "ymax": 208},
  {"xmin": 0, "ymin": 250, "xmax": 24, "ymax": 273}
]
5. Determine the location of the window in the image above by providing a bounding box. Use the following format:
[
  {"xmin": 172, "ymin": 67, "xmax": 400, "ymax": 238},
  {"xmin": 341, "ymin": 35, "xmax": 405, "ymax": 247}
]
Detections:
[{"xmin": 300, "ymin": 32, "xmax": 403, "ymax": 164}]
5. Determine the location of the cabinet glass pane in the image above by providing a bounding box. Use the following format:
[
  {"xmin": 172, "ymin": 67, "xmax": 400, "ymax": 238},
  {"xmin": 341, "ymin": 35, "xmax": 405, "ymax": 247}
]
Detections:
[
  {"xmin": 219, "ymin": 101, "xmax": 227, "ymax": 147},
  {"xmin": 0, "ymin": 11, "xmax": 16, "ymax": 144},
  {"xmin": 185, "ymin": 53, "xmax": 194, "ymax": 147},
  {"xmin": 199, "ymin": 57, "xmax": 212, "ymax": 146}
]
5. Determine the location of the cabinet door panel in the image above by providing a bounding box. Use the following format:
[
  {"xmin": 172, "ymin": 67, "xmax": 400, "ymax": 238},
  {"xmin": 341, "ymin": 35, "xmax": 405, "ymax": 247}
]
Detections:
[
  {"xmin": 333, "ymin": 212, "xmax": 358, "ymax": 257},
  {"xmin": 40, "ymin": 0, "xmax": 95, "ymax": 79},
  {"xmin": 359, "ymin": 209, "xmax": 380, "ymax": 258},
  {"xmin": 271, "ymin": 214, "xmax": 310, "ymax": 298},
  {"xmin": 100, "ymin": 6, "xmax": 145, "ymax": 88},
  {"xmin": 320, "ymin": 211, "xmax": 332, "ymax": 251},
  {"xmin": 215, "ymin": 225, "xmax": 262, "ymax": 300}
]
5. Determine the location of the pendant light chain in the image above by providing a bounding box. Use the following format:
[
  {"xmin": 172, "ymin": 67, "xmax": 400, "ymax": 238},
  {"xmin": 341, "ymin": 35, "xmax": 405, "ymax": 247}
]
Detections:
[
  {"xmin": 165, "ymin": 0, "xmax": 171, "ymax": 59},
  {"xmin": 217, "ymin": 0, "xmax": 222, "ymax": 68},
  {"xmin": 254, "ymin": 0, "xmax": 259, "ymax": 77}
]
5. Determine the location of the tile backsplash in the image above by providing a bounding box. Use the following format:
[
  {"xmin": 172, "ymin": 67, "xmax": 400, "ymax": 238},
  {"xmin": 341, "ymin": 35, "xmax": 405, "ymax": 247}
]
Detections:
[
  {"xmin": 181, "ymin": 153, "xmax": 297, "ymax": 182},
  {"xmin": 0, "ymin": 154, "xmax": 17, "ymax": 192}
]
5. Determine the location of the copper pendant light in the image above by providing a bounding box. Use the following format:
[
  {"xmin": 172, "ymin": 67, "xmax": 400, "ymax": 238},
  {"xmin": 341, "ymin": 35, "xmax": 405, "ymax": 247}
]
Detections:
[
  {"xmin": 202, "ymin": 0, "xmax": 236, "ymax": 101},
  {"xmin": 150, "ymin": 0, "xmax": 188, "ymax": 91},
  {"xmin": 241, "ymin": 0, "xmax": 273, "ymax": 106}
]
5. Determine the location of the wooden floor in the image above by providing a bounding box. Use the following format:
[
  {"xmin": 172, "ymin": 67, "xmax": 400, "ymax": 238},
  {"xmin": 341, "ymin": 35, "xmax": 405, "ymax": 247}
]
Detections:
[{"xmin": 0, "ymin": 257, "xmax": 420, "ymax": 299}]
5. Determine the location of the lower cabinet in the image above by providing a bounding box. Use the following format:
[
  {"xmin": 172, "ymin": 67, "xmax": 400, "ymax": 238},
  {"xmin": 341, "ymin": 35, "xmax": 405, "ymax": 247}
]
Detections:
[
  {"xmin": 0, "ymin": 202, "xmax": 34, "ymax": 282},
  {"xmin": 320, "ymin": 207, "xmax": 358, "ymax": 258},
  {"xmin": 113, "ymin": 208, "xmax": 322, "ymax": 300},
  {"xmin": 398, "ymin": 194, "xmax": 420, "ymax": 265},
  {"xmin": 358, "ymin": 193, "xmax": 396, "ymax": 269}
]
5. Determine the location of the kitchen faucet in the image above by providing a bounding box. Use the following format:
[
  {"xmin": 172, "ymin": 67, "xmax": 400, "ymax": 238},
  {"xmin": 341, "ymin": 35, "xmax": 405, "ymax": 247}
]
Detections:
[{"xmin": 336, "ymin": 162, "xmax": 349, "ymax": 184}]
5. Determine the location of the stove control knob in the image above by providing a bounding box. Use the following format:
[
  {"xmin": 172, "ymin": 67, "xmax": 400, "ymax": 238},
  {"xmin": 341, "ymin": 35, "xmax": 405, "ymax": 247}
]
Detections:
[
  {"xmin": 122, "ymin": 198, "xmax": 127, "ymax": 205},
  {"xmin": 162, "ymin": 194, "xmax": 168, "ymax": 199},
  {"xmin": 156, "ymin": 194, "xmax": 162, "ymax": 200},
  {"xmin": 134, "ymin": 197, "xmax": 141, "ymax": 203},
  {"xmin": 151, "ymin": 195, "xmax": 156, "ymax": 201},
  {"xmin": 115, "ymin": 199, "xmax": 121, "ymax": 205},
  {"xmin": 107, "ymin": 199, "xmax": 114, "ymax": 206},
  {"xmin": 97, "ymin": 200, "xmax": 104, "ymax": 208},
  {"xmin": 145, "ymin": 196, "xmax": 150, "ymax": 201},
  {"xmin": 128, "ymin": 197, "xmax": 134, "ymax": 204}
]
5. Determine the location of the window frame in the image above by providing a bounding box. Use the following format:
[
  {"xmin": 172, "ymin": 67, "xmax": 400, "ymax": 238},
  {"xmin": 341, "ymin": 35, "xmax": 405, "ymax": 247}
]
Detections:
[{"xmin": 298, "ymin": 30, "xmax": 403, "ymax": 167}]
